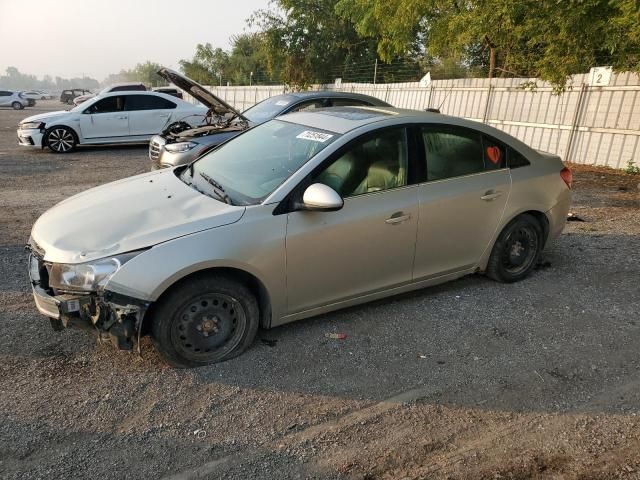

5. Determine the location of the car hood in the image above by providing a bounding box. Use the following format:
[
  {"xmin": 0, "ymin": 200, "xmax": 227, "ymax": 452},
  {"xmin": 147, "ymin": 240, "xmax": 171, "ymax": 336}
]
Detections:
[
  {"xmin": 20, "ymin": 110, "xmax": 71, "ymax": 124},
  {"xmin": 31, "ymin": 169, "xmax": 245, "ymax": 264},
  {"xmin": 157, "ymin": 67, "xmax": 248, "ymax": 121}
]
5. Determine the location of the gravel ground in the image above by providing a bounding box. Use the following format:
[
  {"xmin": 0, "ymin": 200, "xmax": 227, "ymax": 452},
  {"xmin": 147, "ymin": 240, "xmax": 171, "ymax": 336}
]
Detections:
[{"xmin": 1, "ymin": 101, "xmax": 639, "ymax": 479}]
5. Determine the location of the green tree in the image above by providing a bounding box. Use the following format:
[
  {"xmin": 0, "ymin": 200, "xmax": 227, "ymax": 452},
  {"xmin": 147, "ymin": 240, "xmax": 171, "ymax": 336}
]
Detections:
[
  {"xmin": 227, "ymin": 33, "xmax": 273, "ymax": 85},
  {"xmin": 179, "ymin": 43, "xmax": 230, "ymax": 85},
  {"xmin": 250, "ymin": 0, "xmax": 381, "ymax": 86},
  {"xmin": 130, "ymin": 61, "xmax": 165, "ymax": 87},
  {"xmin": 336, "ymin": 0, "xmax": 640, "ymax": 89}
]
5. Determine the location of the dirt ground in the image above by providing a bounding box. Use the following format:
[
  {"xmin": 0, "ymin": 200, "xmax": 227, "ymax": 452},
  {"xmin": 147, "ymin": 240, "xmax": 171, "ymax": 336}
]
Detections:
[{"xmin": 1, "ymin": 101, "xmax": 639, "ymax": 479}]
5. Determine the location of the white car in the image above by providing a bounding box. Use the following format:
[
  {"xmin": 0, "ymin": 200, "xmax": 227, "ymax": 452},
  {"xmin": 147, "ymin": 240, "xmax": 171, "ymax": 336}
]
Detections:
[
  {"xmin": 0, "ymin": 90, "xmax": 29, "ymax": 109},
  {"xmin": 22, "ymin": 90, "xmax": 53, "ymax": 100},
  {"xmin": 17, "ymin": 91, "xmax": 207, "ymax": 153}
]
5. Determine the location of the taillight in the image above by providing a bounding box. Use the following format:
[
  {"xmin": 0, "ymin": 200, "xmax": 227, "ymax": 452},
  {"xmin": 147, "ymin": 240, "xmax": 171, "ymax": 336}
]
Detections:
[{"xmin": 560, "ymin": 167, "xmax": 572, "ymax": 189}]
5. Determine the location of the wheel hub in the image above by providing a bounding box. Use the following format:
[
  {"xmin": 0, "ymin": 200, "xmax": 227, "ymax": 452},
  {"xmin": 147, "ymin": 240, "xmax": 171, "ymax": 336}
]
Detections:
[
  {"xmin": 172, "ymin": 293, "xmax": 245, "ymax": 359},
  {"xmin": 197, "ymin": 315, "xmax": 220, "ymax": 336}
]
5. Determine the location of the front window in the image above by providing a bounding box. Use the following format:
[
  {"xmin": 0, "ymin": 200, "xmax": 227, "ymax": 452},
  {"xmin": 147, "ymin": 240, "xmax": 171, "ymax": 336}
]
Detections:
[
  {"xmin": 242, "ymin": 96, "xmax": 296, "ymax": 123},
  {"xmin": 185, "ymin": 120, "xmax": 340, "ymax": 205},
  {"xmin": 312, "ymin": 127, "xmax": 408, "ymax": 197},
  {"xmin": 82, "ymin": 96, "xmax": 125, "ymax": 114}
]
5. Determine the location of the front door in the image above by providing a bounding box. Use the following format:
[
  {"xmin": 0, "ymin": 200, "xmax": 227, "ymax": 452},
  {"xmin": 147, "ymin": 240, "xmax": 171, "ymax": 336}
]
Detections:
[
  {"xmin": 413, "ymin": 125, "xmax": 511, "ymax": 279},
  {"xmin": 80, "ymin": 95, "xmax": 129, "ymax": 139},
  {"xmin": 285, "ymin": 127, "xmax": 418, "ymax": 314}
]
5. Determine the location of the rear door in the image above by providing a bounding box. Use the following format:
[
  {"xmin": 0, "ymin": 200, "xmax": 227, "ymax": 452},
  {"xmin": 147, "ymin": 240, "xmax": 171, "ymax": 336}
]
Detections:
[
  {"xmin": 413, "ymin": 125, "xmax": 511, "ymax": 280},
  {"xmin": 125, "ymin": 94, "xmax": 176, "ymax": 136},
  {"xmin": 79, "ymin": 95, "xmax": 129, "ymax": 139}
]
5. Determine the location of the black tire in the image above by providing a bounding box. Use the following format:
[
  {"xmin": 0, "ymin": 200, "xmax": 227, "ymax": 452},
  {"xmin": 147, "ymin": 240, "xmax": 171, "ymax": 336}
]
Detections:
[
  {"xmin": 151, "ymin": 274, "xmax": 259, "ymax": 368},
  {"xmin": 44, "ymin": 126, "xmax": 78, "ymax": 153},
  {"xmin": 486, "ymin": 214, "xmax": 543, "ymax": 283},
  {"xmin": 11, "ymin": 101, "xmax": 23, "ymax": 110}
]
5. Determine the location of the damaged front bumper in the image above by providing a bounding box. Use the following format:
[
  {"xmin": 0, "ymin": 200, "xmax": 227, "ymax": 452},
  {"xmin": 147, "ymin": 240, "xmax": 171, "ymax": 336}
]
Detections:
[{"xmin": 28, "ymin": 254, "xmax": 149, "ymax": 350}]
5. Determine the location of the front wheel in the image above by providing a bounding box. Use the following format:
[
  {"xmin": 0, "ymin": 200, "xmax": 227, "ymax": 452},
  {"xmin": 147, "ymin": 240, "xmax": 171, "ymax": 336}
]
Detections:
[
  {"xmin": 44, "ymin": 126, "xmax": 77, "ymax": 153},
  {"xmin": 11, "ymin": 101, "xmax": 23, "ymax": 110},
  {"xmin": 151, "ymin": 275, "xmax": 259, "ymax": 368},
  {"xmin": 486, "ymin": 214, "xmax": 543, "ymax": 283}
]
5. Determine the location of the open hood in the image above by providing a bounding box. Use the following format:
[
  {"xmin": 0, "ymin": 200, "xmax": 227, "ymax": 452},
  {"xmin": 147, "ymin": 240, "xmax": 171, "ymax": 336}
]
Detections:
[{"xmin": 157, "ymin": 67, "xmax": 248, "ymax": 121}]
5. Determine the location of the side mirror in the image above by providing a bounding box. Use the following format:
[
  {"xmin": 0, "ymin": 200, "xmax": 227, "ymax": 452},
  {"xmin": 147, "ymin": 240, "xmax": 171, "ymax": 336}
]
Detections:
[{"xmin": 301, "ymin": 183, "xmax": 343, "ymax": 211}]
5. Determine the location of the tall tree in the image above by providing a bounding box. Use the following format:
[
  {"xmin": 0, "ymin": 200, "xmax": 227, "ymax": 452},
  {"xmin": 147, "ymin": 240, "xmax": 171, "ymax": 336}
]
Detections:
[
  {"xmin": 179, "ymin": 43, "xmax": 230, "ymax": 85},
  {"xmin": 250, "ymin": 0, "xmax": 381, "ymax": 86},
  {"xmin": 336, "ymin": 0, "xmax": 640, "ymax": 88}
]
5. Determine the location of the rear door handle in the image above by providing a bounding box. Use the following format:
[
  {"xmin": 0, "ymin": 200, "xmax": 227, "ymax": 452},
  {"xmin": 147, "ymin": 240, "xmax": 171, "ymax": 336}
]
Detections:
[
  {"xmin": 481, "ymin": 190, "xmax": 502, "ymax": 201},
  {"xmin": 385, "ymin": 212, "xmax": 411, "ymax": 224}
]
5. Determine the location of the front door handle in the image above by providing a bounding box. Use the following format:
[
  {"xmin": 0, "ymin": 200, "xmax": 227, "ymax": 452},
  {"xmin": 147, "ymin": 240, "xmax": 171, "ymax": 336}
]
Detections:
[
  {"xmin": 385, "ymin": 212, "xmax": 411, "ymax": 225},
  {"xmin": 481, "ymin": 190, "xmax": 502, "ymax": 201}
]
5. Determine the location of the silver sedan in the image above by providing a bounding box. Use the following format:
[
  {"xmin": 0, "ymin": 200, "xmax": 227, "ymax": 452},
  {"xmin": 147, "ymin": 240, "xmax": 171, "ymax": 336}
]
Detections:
[{"xmin": 28, "ymin": 107, "xmax": 571, "ymax": 367}]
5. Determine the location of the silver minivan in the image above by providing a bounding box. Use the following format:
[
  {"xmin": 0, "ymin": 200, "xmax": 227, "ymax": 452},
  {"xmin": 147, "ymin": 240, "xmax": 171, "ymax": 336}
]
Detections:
[{"xmin": 28, "ymin": 107, "xmax": 571, "ymax": 367}]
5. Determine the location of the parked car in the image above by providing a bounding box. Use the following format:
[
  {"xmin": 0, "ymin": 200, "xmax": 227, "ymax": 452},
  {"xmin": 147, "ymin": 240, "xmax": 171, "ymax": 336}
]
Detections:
[
  {"xmin": 73, "ymin": 82, "xmax": 147, "ymax": 105},
  {"xmin": 153, "ymin": 87, "xmax": 183, "ymax": 99},
  {"xmin": 21, "ymin": 90, "xmax": 50, "ymax": 101},
  {"xmin": 26, "ymin": 107, "xmax": 572, "ymax": 367},
  {"xmin": 149, "ymin": 67, "xmax": 391, "ymax": 169},
  {"xmin": 17, "ymin": 91, "xmax": 207, "ymax": 152},
  {"xmin": 19, "ymin": 92, "xmax": 36, "ymax": 107},
  {"xmin": 0, "ymin": 90, "xmax": 29, "ymax": 109},
  {"xmin": 35, "ymin": 90, "xmax": 54, "ymax": 100},
  {"xmin": 60, "ymin": 89, "xmax": 92, "ymax": 105}
]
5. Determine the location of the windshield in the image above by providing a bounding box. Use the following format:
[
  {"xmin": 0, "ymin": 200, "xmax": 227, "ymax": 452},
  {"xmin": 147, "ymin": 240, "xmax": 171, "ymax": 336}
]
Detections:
[
  {"xmin": 242, "ymin": 96, "xmax": 295, "ymax": 124},
  {"xmin": 184, "ymin": 120, "xmax": 340, "ymax": 205}
]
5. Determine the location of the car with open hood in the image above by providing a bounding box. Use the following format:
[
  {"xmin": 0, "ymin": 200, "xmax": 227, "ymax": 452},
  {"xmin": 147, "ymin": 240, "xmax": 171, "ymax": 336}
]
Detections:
[
  {"xmin": 27, "ymin": 106, "xmax": 571, "ymax": 367},
  {"xmin": 149, "ymin": 67, "xmax": 391, "ymax": 170},
  {"xmin": 17, "ymin": 90, "xmax": 206, "ymax": 153}
]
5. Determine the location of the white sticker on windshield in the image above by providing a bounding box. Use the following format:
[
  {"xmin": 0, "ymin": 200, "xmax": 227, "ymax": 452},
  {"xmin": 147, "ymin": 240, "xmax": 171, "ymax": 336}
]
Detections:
[
  {"xmin": 275, "ymin": 100, "xmax": 290, "ymax": 106},
  {"xmin": 296, "ymin": 130, "xmax": 334, "ymax": 142}
]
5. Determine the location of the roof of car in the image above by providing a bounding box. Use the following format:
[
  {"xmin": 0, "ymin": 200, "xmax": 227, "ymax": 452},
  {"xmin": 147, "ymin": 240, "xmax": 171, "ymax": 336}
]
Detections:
[
  {"xmin": 279, "ymin": 107, "xmax": 444, "ymax": 134},
  {"xmin": 280, "ymin": 106, "xmax": 537, "ymax": 156},
  {"xmin": 281, "ymin": 90, "xmax": 390, "ymax": 105}
]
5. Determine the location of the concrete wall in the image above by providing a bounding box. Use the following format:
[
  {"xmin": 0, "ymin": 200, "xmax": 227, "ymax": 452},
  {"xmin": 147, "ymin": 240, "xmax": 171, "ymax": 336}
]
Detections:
[{"xmin": 184, "ymin": 72, "xmax": 640, "ymax": 169}]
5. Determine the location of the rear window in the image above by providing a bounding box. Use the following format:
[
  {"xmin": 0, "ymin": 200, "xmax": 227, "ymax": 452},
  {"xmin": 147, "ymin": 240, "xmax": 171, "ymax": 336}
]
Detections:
[
  {"xmin": 111, "ymin": 84, "xmax": 145, "ymax": 92},
  {"xmin": 125, "ymin": 95, "xmax": 176, "ymax": 110}
]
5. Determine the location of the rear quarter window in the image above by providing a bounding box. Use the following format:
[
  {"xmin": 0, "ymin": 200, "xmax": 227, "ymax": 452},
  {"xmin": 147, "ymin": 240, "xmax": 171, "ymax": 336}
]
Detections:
[{"xmin": 508, "ymin": 147, "xmax": 531, "ymax": 168}]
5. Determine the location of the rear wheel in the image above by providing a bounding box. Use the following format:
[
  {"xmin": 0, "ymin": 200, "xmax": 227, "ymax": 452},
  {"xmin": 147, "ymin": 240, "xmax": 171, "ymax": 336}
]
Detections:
[
  {"xmin": 486, "ymin": 214, "xmax": 543, "ymax": 283},
  {"xmin": 44, "ymin": 126, "xmax": 77, "ymax": 153},
  {"xmin": 151, "ymin": 275, "xmax": 259, "ymax": 368},
  {"xmin": 11, "ymin": 101, "xmax": 23, "ymax": 110}
]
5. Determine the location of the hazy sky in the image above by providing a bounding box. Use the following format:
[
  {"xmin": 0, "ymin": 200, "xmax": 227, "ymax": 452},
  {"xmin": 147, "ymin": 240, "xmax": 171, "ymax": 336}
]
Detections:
[{"xmin": 0, "ymin": 0, "xmax": 270, "ymax": 80}]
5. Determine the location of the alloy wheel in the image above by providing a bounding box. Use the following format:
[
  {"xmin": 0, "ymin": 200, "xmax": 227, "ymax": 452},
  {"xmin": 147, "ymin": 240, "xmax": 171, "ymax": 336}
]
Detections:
[{"xmin": 48, "ymin": 129, "xmax": 75, "ymax": 152}]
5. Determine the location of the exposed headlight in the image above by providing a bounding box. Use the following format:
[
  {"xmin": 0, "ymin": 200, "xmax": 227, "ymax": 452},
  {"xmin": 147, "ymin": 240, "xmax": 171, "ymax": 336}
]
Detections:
[
  {"xmin": 48, "ymin": 251, "xmax": 144, "ymax": 292},
  {"xmin": 164, "ymin": 141, "xmax": 198, "ymax": 153},
  {"xmin": 20, "ymin": 121, "xmax": 45, "ymax": 130}
]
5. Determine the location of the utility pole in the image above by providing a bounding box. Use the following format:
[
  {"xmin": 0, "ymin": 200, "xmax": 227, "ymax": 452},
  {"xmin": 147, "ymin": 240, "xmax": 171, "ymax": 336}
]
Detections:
[
  {"xmin": 250, "ymin": 71, "xmax": 253, "ymax": 87},
  {"xmin": 373, "ymin": 59, "xmax": 378, "ymax": 85}
]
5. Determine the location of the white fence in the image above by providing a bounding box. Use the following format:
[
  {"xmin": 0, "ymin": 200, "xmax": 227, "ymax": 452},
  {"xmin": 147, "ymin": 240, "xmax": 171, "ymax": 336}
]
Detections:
[{"xmin": 185, "ymin": 72, "xmax": 640, "ymax": 169}]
